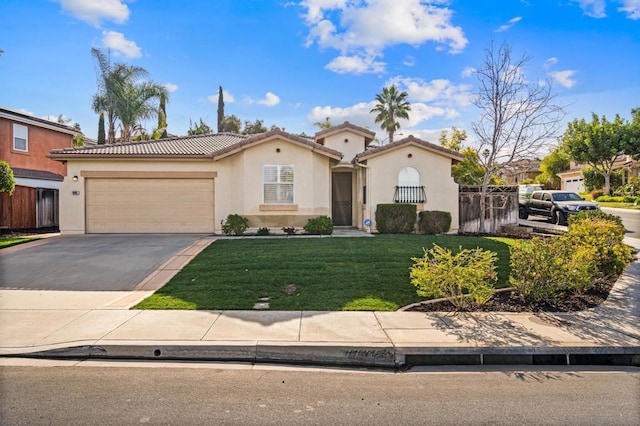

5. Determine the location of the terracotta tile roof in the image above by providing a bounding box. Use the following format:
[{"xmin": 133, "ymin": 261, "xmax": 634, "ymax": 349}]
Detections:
[
  {"xmin": 353, "ymin": 135, "xmax": 464, "ymax": 162},
  {"xmin": 314, "ymin": 121, "xmax": 376, "ymax": 139},
  {"xmin": 49, "ymin": 133, "xmax": 248, "ymax": 158},
  {"xmin": 213, "ymin": 129, "xmax": 343, "ymax": 161},
  {"xmin": 0, "ymin": 106, "xmax": 81, "ymax": 136},
  {"xmin": 12, "ymin": 167, "xmax": 64, "ymax": 181},
  {"xmin": 48, "ymin": 130, "xmax": 343, "ymax": 161}
]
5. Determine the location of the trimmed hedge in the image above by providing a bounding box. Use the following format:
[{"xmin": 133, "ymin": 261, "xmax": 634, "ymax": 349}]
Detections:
[
  {"xmin": 304, "ymin": 216, "xmax": 334, "ymax": 235},
  {"xmin": 418, "ymin": 210, "xmax": 452, "ymax": 234},
  {"xmin": 375, "ymin": 204, "xmax": 416, "ymax": 234}
]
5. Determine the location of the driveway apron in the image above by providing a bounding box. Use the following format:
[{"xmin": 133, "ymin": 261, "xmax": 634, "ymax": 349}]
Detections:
[{"xmin": 0, "ymin": 234, "xmax": 204, "ymax": 291}]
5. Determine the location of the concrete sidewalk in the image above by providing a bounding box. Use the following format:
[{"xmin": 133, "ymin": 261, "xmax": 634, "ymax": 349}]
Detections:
[{"xmin": 1, "ymin": 236, "xmax": 639, "ymax": 368}]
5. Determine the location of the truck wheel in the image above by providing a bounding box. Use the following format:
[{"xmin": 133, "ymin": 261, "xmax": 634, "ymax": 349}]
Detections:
[
  {"xmin": 552, "ymin": 210, "xmax": 565, "ymax": 225},
  {"xmin": 518, "ymin": 206, "xmax": 528, "ymax": 220}
]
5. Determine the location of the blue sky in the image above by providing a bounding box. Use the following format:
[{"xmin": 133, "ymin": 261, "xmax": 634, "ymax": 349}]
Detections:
[{"xmin": 1, "ymin": 0, "xmax": 638, "ymax": 151}]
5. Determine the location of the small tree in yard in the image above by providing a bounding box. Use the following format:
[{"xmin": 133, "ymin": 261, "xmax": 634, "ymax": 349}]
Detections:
[
  {"xmin": 0, "ymin": 160, "xmax": 15, "ymax": 195},
  {"xmin": 410, "ymin": 245, "xmax": 498, "ymax": 311},
  {"xmin": 472, "ymin": 40, "xmax": 565, "ymax": 232}
]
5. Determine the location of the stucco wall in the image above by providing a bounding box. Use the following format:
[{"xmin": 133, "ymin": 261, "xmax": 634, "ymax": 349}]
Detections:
[
  {"xmin": 322, "ymin": 130, "xmax": 366, "ymax": 164},
  {"xmin": 0, "ymin": 117, "xmax": 72, "ymax": 175},
  {"xmin": 364, "ymin": 145, "xmax": 459, "ymax": 232}
]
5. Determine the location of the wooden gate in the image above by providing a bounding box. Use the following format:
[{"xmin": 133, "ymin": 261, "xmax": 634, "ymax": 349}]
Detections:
[{"xmin": 458, "ymin": 186, "xmax": 519, "ymax": 234}]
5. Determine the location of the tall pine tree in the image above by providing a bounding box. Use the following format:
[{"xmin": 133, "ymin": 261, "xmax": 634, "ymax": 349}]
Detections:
[
  {"xmin": 217, "ymin": 86, "xmax": 224, "ymax": 133},
  {"xmin": 97, "ymin": 112, "xmax": 106, "ymax": 145}
]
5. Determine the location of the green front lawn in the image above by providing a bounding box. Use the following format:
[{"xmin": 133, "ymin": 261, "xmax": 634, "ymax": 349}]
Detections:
[
  {"xmin": 133, "ymin": 234, "xmax": 515, "ymax": 311},
  {"xmin": 0, "ymin": 237, "xmax": 36, "ymax": 249}
]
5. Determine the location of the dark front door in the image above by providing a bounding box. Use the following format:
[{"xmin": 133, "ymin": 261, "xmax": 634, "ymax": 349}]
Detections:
[{"xmin": 332, "ymin": 172, "xmax": 352, "ymax": 226}]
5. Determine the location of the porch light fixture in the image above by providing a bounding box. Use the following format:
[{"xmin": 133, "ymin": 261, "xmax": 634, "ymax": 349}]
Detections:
[{"xmin": 72, "ymin": 175, "xmax": 78, "ymax": 182}]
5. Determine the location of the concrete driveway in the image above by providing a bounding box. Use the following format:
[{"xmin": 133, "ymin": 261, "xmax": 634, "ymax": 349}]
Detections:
[{"xmin": 0, "ymin": 234, "xmax": 205, "ymax": 291}]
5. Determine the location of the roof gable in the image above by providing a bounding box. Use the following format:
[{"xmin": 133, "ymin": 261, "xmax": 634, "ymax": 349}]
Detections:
[
  {"xmin": 1, "ymin": 106, "xmax": 81, "ymax": 136},
  {"xmin": 314, "ymin": 121, "xmax": 375, "ymax": 144},
  {"xmin": 353, "ymin": 135, "xmax": 464, "ymax": 163}
]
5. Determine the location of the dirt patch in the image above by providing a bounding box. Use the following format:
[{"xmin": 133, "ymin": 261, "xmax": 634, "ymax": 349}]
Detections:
[{"xmin": 404, "ymin": 279, "xmax": 615, "ymax": 313}]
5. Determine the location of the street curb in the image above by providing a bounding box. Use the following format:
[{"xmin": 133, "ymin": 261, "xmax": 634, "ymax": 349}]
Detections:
[{"xmin": 6, "ymin": 343, "xmax": 639, "ymax": 368}]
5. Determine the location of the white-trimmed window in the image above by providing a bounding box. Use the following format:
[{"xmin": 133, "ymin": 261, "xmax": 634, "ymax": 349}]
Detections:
[
  {"xmin": 264, "ymin": 165, "xmax": 294, "ymax": 204},
  {"xmin": 13, "ymin": 123, "xmax": 28, "ymax": 151}
]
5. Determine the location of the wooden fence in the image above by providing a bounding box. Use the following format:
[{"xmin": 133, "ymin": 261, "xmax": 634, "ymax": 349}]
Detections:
[
  {"xmin": 458, "ymin": 185, "xmax": 519, "ymax": 234},
  {"xmin": 0, "ymin": 186, "xmax": 59, "ymax": 230}
]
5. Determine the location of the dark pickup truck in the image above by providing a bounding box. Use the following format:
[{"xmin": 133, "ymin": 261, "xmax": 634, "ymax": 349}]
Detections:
[{"xmin": 519, "ymin": 190, "xmax": 600, "ymax": 225}]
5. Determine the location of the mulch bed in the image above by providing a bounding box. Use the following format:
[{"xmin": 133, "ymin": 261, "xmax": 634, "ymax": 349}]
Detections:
[{"xmin": 404, "ymin": 279, "xmax": 615, "ymax": 313}]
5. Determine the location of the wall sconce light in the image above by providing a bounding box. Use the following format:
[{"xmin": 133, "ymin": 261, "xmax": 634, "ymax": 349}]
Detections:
[
  {"xmin": 276, "ymin": 148, "xmax": 281, "ymax": 153},
  {"xmin": 344, "ymin": 138, "xmax": 349, "ymax": 143},
  {"xmin": 407, "ymin": 153, "xmax": 413, "ymax": 158},
  {"xmin": 72, "ymin": 175, "xmax": 78, "ymax": 182}
]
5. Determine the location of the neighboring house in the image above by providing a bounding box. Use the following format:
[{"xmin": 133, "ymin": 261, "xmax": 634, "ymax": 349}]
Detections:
[
  {"xmin": 0, "ymin": 107, "xmax": 80, "ymax": 230},
  {"xmin": 499, "ymin": 159, "xmax": 541, "ymax": 184},
  {"xmin": 558, "ymin": 156, "xmax": 640, "ymax": 193},
  {"xmin": 49, "ymin": 122, "xmax": 463, "ymax": 234}
]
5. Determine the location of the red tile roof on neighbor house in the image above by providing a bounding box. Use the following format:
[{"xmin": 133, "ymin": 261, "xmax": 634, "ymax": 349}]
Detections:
[
  {"xmin": 0, "ymin": 106, "xmax": 82, "ymax": 136},
  {"xmin": 48, "ymin": 130, "xmax": 344, "ymax": 161}
]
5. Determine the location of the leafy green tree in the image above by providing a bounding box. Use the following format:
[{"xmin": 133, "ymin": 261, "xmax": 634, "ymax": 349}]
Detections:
[
  {"xmin": 217, "ymin": 86, "xmax": 224, "ymax": 133},
  {"xmin": 314, "ymin": 117, "xmax": 333, "ymax": 130},
  {"xmin": 535, "ymin": 146, "xmax": 570, "ymax": 189},
  {"xmin": 370, "ymin": 85, "xmax": 411, "ymax": 145},
  {"xmin": 243, "ymin": 119, "xmax": 267, "ymax": 135},
  {"xmin": 72, "ymin": 123, "xmax": 85, "ymax": 147},
  {"xmin": 187, "ymin": 118, "xmax": 212, "ymax": 135},
  {"xmin": 563, "ymin": 111, "xmax": 633, "ymax": 194},
  {"xmin": 0, "ymin": 160, "xmax": 15, "ymax": 195},
  {"xmin": 439, "ymin": 126, "xmax": 467, "ymax": 152},
  {"xmin": 97, "ymin": 112, "xmax": 106, "ymax": 145},
  {"xmin": 452, "ymin": 147, "xmax": 488, "ymax": 185},
  {"xmin": 625, "ymin": 108, "xmax": 640, "ymax": 160},
  {"xmin": 220, "ymin": 114, "xmax": 241, "ymax": 133}
]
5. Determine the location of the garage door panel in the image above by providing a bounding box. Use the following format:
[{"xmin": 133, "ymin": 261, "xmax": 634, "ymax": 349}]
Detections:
[{"xmin": 86, "ymin": 178, "xmax": 214, "ymax": 233}]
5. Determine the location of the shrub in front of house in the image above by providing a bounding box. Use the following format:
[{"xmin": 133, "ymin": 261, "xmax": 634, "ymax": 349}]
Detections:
[
  {"xmin": 303, "ymin": 216, "xmax": 333, "ymax": 235},
  {"xmin": 567, "ymin": 210, "xmax": 624, "ymax": 229},
  {"xmin": 375, "ymin": 204, "xmax": 416, "ymax": 234},
  {"xmin": 566, "ymin": 217, "xmax": 633, "ymax": 278},
  {"xmin": 509, "ymin": 237, "xmax": 598, "ymax": 303},
  {"xmin": 418, "ymin": 210, "xmax": 452, "ymax": 234},
  {"xmin": 257, "ymin": 227, "xmax": 270, "ymax": 236},
  {"xmin": 221, "ymin": 214, "xmax": 249, "ymax": 236},
  {"xmin": 410, "ymin": 244, "xmax": 497, "ymax": 311}
]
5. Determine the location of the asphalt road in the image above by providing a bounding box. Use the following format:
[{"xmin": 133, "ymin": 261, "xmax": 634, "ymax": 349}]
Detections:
[
  {"xmin": 525, "ymin": 207, "xmax": 640, "ymax": 236},
  {"xmin": 0, "ymin": 234, "xmax": 202, "ymax": 291},
  {"xmin": 1, "ymin": 363, "xmax": 638, "ymax": 425}
]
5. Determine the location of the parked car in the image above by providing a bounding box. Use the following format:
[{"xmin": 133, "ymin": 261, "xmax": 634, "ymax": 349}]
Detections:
[{"xmin": 519, "ymin": 190, "xmax": 600, "ymax": 225}]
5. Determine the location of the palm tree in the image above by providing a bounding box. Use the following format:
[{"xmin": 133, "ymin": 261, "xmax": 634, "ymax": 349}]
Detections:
[
  {"xmin": 91, "ymin": 48, "xmax": 159, "ymax": 143},
  {"xmin": 370, "ymin": 85, "xmax": 411, "ymax": 144},
  {"xmin": 116, "ymin": 80, "xmax": 168, "ymax": 142}
]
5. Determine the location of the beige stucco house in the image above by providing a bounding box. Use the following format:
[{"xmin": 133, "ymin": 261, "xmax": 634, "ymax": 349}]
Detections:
[{"xmin": 49, "ymin": 122, "xmax": 463, "ymax": 234}]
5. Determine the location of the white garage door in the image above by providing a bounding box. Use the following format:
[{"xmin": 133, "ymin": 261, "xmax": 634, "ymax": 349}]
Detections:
[{"xmin": 86, "ymin": 178, "xmax": 215, "ymax": 233}]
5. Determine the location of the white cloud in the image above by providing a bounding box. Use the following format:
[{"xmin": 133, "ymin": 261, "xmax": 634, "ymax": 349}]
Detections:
[
  {"xmin": 207, "ymin": 90, "xmax": 235, "ymax": 104},
  {"xmin": 255, "ymin": 92, "xmax": 281, "ymax": 107},
  {"xmin": 299, "ymin": 0, "xmax": 468, "ymax": 74},
  {"xmin": 325, "ymin": 55, "xmax": 385, "ymax": 74},
  {"xmin": 403, "ymin": 55, "xmax": 416, "ymax": 67},
  {"xmin": 495, "ymin": 16, "xmax": 522, "ymax": 32},
  {"xmin": 543, "ymin": 57, "xmax": 558, "ymax": 70},
  {"xmin": 571, "ymin": 0, "xmax": 607, "ymax": 18},
  {"xmin": 102, "ymin": 31, "xmax": 141, "ymax": 58},
  {"xmin": 618, "ymin": 0, "xmax": 640, "ymax": 19},
  {"xmin": 164, "ymin": 83, "xmax": 178, "ymax": 93},
  {"xmin": 58, "ymin": 0, "xmax": 129, "ymax": 26},
  {"xmin": 460, "ymin": 66, "xmax": 475, "ymax": 78},
  {"xmin": 549, "ymin": 70, "xmax": 577, "ymax": 88},
  {"xmin": 387, "ymin": 76, "xmax": 472, "ymax": 107}
]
